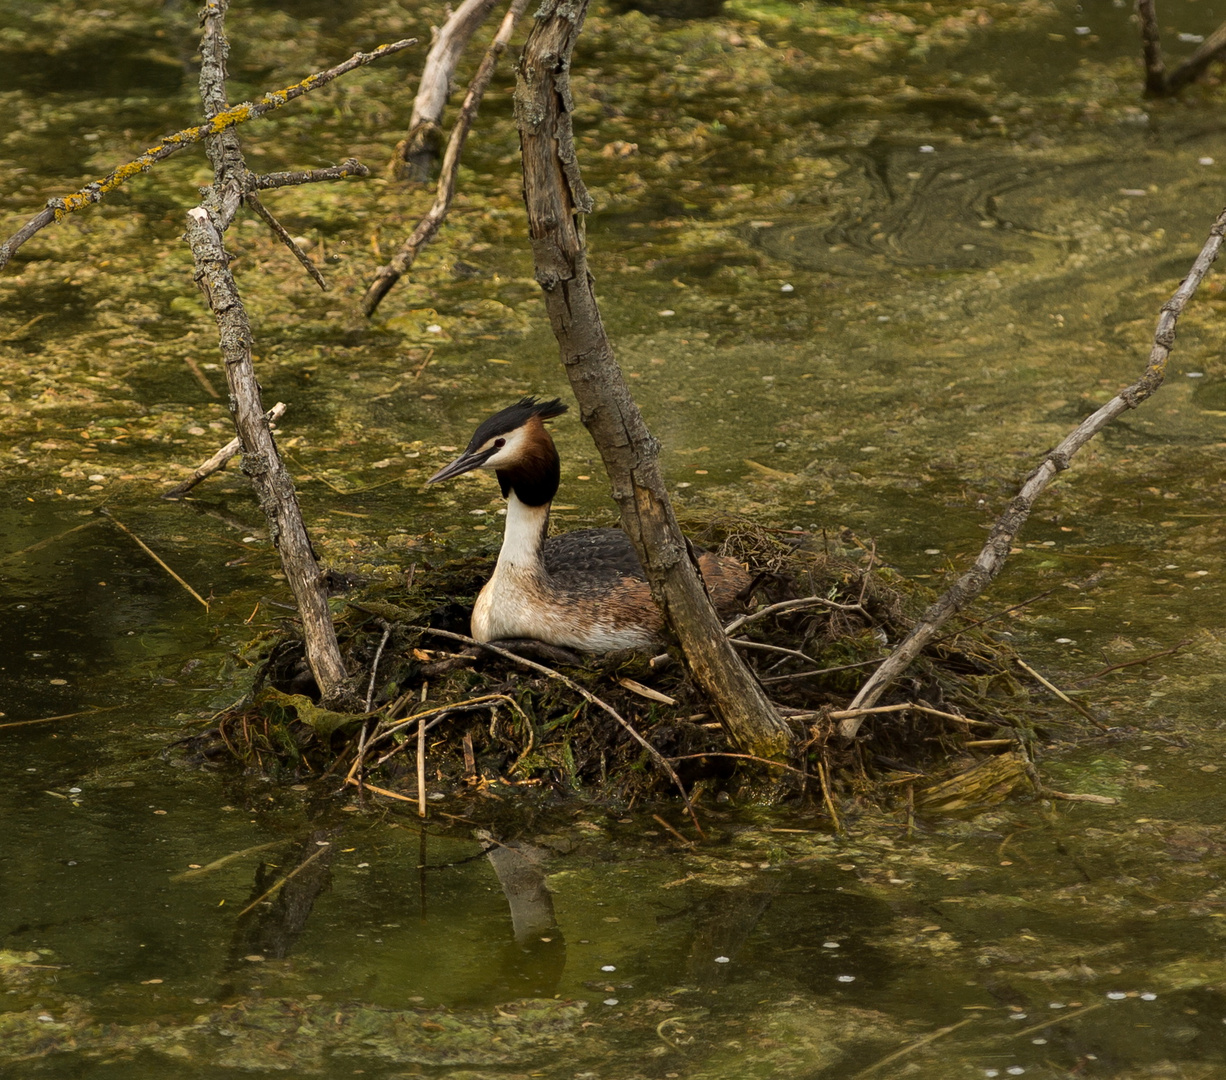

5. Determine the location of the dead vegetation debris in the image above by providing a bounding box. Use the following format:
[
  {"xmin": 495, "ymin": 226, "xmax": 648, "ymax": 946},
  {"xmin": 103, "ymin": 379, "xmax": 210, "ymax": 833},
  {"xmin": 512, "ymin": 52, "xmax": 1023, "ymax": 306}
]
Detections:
[{"xmin": 176, "ymin": 524, "xmax": 1071, "ymax": 820}]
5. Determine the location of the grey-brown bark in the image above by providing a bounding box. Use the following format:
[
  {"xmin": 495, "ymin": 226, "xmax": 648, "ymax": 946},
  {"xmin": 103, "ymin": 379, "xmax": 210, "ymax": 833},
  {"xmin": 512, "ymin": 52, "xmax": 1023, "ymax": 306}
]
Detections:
[
  {"xmin": 1136, "ymin": 0, "xmax": 1226, "ymax": 95},
  {"xmin": 365, "ymin": 0, "xmax": 529, "ymax": 316},
  {"xmin": 185, "ymin": 210, "xmax": 348, "ymax": 699},
  {"xmin": 514, "ymin": 0, "xmax": 790, "ymax": 757},
  {"xmin": 840, "ymin": 204, "xmax": 1226, "ymax": 736},
  {"xmin": 189, "ymin": 0, "xmax": 349, "ymax": 701},
  {"xmin": 393, "ymin": 0, "xmax": 503, "ymax": 181}
]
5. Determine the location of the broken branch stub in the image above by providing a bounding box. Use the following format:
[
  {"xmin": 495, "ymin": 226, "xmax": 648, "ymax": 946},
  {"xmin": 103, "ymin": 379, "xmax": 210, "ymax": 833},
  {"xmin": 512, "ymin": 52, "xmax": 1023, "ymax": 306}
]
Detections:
[
  {"xmin": 365, "ymin": 0, "xmax": 530, "ymax": 316},
  {"xmin": 394, "ymin": 0, "xmax": 503, "ymax": 181},
  {"xmin": 514, "ymin": 0, "xmax": 790, "ymax": 758}
]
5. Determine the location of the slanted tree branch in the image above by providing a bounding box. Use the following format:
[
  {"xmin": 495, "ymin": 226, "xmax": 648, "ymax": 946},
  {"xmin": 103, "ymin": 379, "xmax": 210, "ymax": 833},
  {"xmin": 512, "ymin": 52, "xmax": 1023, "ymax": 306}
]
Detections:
[
  {"xmin": 393, "ymin": 0, "xmax": 503, "ymax": 181},
  {"xmin": 839, "ymin": 203, "xmax": 1226, "ymax": 736},
  {"xmin": 0, "ymin": 37, "xmax": 414, "ymax": 272},
  {"xmin": 364, "ymin": 0, "xmax": 529, "ymax": 316},
  {"xmin": 514, "ymin": 0, "xmax": 790, "ymax": 758},
  {"xmin": 1136, "ymin": 0, "xmax": 1226, "ymax": 96},
  {"xmin": 185, "ymin": 0, "xmax": 361, "ymax": 701}
]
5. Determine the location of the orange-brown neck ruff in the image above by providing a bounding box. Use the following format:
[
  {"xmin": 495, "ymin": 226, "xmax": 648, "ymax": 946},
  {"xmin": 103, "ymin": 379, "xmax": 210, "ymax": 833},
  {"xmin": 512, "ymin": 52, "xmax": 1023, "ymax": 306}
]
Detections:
[{"xmin": 494, "ymin": 415, "xmax": 560, "ymax": 508}]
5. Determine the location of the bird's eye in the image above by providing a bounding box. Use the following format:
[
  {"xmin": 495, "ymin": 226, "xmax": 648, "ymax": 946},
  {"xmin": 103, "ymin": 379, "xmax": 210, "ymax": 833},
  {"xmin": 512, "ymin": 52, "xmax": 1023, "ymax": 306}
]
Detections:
[{"xmin": 493, "ymin": 438, "xmax": 506, "ymax": 448}]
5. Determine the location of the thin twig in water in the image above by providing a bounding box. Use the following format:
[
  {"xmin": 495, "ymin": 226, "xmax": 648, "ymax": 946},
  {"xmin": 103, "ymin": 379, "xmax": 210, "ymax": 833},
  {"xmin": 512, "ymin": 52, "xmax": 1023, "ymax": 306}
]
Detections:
[
  {"xmin": 848, "ymin": 1016, "xmax": 977, "ymax": 1079},
  {"xmin": 170, "ymin": 840, "xmax": 284, "ymax": 882},
  {"xmin": 184, "ymin": 356, "xmax": 221, "ymax": 398},
  {"xmin": 100, "ymin": 509, "xmax": 210, "ymax": 610},
  {"xmin": 1, "ymin": 519, "xmax": 98, "ymax": 561},
  {"xmin": 1015, "ymin": 658, "xmax": 1107, "ymax": 729},
  {"xmin": 651, "ymin": 813, "xmax": 695, "ymax": 847},
  {"xmin": 996, "ymin": 1001, "xmax": 1105, "ymax": 1040},
  {"xmin": 1076, "ymin": 639, "xmax": 1192, "ymax": 684},
  {"xmin": 163, "ymin": 403, "xmax": 287, "ymax": 499},
  {"xmin": 0, "ymin": 706, "xmax": 119, "ymax": 731},
  {"xmin": 236, "ymin": 843, "xmax": 331, "ymax": 919},
  {"xmin": 344, "ymin": 776, "xmax": 417, "ymax": 804},
  {"xmin": 416, "ymin": 625, "xmax": 705, "ymax": 837},
  {"xmin": 1040, "ymin": 788, "xmax": 1118, "ymax": 805},
  {"xmin": 245, "ymin": 191, "xmax": 328, "ymax": 289}
]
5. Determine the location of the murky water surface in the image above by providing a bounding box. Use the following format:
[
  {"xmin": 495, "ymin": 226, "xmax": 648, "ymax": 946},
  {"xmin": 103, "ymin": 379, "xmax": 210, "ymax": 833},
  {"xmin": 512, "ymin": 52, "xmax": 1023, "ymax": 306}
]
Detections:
[{"xmin": 4, "ymin": 0, "xmax": 1226, "ymax": 1075}]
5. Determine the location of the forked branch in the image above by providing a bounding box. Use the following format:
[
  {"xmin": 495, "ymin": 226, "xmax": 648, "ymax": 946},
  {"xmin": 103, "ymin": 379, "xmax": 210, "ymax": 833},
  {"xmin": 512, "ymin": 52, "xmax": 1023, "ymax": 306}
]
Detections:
[{"xmin": 0, "ymin": 39, "xmax": 415, "ymax": 272}]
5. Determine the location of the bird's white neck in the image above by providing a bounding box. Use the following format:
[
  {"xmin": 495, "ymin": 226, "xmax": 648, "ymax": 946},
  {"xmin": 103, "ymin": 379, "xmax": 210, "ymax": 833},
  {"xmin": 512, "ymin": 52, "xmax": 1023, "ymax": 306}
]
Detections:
[{"xmin": 497, "ymin": 491, "xmax": 551, "ymax": 571}]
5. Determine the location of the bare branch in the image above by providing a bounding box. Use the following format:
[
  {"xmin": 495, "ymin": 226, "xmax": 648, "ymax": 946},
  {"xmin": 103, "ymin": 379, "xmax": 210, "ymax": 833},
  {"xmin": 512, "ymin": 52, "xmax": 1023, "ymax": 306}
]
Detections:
[
  {"xmin": 364, "ymin": 0, "xmax": 530, "ymax": 316},
  {"xmin": 395, "ymin": 0, "xmax": 503, "ymax": 182},
  {"xmin": 245, "ymin": 192, "xmax": 328, "ymax": 290},
  {"xmin": 162, "ymin": 402, "xmax": 287, "ymax": 500},
  {"xmin": 0, "ymin": 38, "xmax": 415, "ymax": 271},
  {"xmin": 839, "ymin": 203, "xmax": 1226, "ymax": 735},
  {"xmin": 1136, "ymin": 0, "xmax": 1168, "ymax": 95},
  {"xmin": 1166, "ymin": 20, "xmax": 1226, "ymax": 92},
  {"xmin": 514, "ymin": 0, "xmax": 789, "ymax": 757},
  {"xmin": 253, "ymin": 159, "xmax": 369, "ymax": 190}
]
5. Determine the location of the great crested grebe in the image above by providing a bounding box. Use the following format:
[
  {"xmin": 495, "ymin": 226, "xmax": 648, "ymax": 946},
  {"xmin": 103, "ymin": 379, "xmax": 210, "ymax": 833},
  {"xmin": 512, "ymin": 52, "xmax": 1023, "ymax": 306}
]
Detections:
[{"xmin": 428, "ymin": 397, "xmax": 751, "ymax": 652}]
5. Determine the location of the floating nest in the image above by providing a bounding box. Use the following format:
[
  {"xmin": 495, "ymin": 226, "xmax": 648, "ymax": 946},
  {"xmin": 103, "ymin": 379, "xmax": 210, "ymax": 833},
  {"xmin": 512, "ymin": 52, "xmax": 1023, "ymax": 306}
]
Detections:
[{"xmin": 179, "ymin": 525, "xmax": 1068, "ymax": 820}]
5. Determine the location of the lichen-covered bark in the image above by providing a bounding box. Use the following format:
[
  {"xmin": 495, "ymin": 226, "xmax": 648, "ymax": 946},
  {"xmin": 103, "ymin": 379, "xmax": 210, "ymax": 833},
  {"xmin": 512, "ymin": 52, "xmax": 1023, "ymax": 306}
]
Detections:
[
  {"xmin": 514, "ymin": 0, "xmax": 789, "ymax": 757},
  {"xmin": 186, "ymin": 209, "xmax": 348, "ymax": 699}
]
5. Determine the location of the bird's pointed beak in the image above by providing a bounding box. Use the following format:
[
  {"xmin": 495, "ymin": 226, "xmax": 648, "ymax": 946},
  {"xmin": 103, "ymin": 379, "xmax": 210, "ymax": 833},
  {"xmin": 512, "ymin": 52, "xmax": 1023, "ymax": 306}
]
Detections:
[{"xmin": 427, "ymin": 446, "xmax": 495, "ymax": 484}]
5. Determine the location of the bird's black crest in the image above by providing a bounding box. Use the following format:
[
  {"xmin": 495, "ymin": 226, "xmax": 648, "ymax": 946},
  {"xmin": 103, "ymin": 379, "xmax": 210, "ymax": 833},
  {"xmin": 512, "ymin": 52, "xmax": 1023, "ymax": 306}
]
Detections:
[{"xmin": 466, "ymin": 396, "xmax": 568, "ymax": 451}]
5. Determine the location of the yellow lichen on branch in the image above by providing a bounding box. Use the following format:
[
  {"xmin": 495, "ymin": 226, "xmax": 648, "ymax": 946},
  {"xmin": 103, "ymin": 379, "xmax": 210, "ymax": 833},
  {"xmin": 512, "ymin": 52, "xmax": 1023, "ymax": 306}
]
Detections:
[{"xmin": 4, "ymin": 36, "xmax": 416, "ymax": 264}]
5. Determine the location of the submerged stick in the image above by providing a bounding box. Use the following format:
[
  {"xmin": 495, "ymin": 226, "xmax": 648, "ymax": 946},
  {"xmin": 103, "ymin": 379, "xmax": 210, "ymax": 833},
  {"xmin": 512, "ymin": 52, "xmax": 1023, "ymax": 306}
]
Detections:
[
  {"xmin": 1, "ymin": 519, "xmax": 98, "ymax": 561},
  {"xmin": 170, "ymin": 840, "xmax": 284, "ymax": 882},
  {"xmin": 235, "ymin": 842, "xmax": 331, "ymax": 919},
  {"xmin": 848, "ymin": 1016, "xmax": 977, "ymax": 1080},
  {"xmin": 100, "ymin": 509, "xmax": 210, "ymax": 610},
  {"xmin": 841, "ymin": 202, "xmax": 1226, "ymax": 736},
  {"xmin": 1014, "ymin": 658, "xmax": 1105, "ymax": 729},
  {"xmin": 0, "ymin": 40, "xmax": 416, "ymax": 272},
  {"xmin": 245, "ymin": 192, "xmax": 328, "ymax": 290},
  {"xmin": 0, "ymin": 706, "xmax": 119, "ymax": 731},
  {"xmin": 1076, "ymin": 638, "xmax": 1192, "ymax": 683},
  {"xmin": 163, "ymin": 402, "xmax": 287, "ymax": 499}
]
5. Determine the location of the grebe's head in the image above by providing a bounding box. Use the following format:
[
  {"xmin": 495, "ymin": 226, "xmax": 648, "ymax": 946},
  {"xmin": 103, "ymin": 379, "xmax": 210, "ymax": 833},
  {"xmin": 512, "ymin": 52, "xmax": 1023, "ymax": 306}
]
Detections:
[{"xmin": 428, "ymin": 397, "xmax": 568, "ymax": 488}]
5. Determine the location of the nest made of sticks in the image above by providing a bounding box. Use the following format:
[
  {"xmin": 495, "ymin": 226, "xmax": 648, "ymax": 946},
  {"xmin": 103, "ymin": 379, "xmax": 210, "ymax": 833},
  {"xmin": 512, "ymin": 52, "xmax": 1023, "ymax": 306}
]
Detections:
[{"xmin": 177, "ymin": 525, "xmax": 1062, "ymax": 818}]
